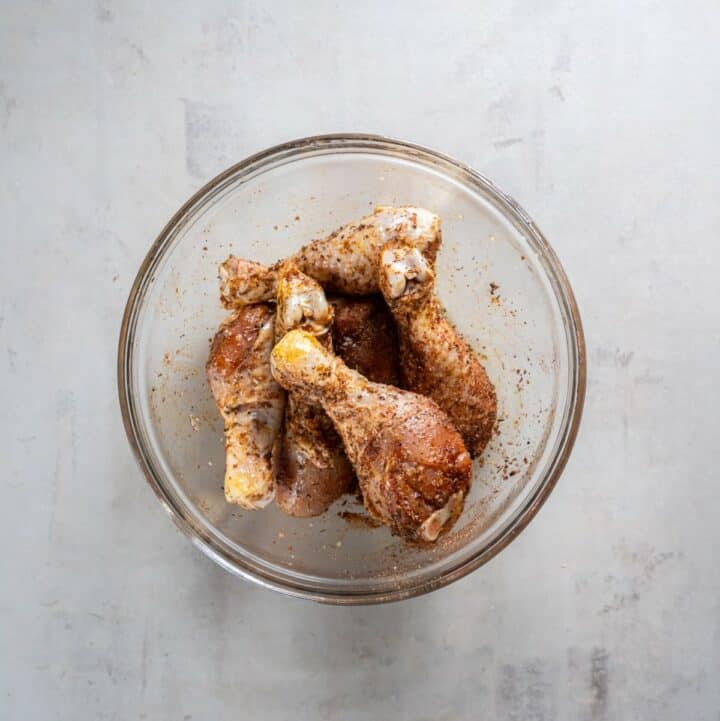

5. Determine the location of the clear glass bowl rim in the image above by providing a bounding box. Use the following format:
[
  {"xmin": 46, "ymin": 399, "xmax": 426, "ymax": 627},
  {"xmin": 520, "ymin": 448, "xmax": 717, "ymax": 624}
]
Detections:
[{"xmin": 117, "ymin": 133, "xmax": 587, "ymax": 604}]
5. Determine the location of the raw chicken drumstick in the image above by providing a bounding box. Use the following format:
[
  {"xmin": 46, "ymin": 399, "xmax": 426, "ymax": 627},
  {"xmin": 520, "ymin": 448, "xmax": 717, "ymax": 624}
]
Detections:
[
  {"xmin": 219, "ymin": 206, "xmax": 441, "ymax": 308},
  {"xmin": 378, "ymin": 242, "xmax": 497, "ymax": 457},
  {"xmin": 274, "ymin": 267, "xmax": 354, "ymax": 517},
  {"xmin": 271, "ymin": 330, "xmax": 472, "ymax": 541},
  {"xmin": 276, "ymin": 290, "xmax": 401, "ymax": 512},
  {"xmin": 206, "ymin": 305, "xmax": 285, "ymax": 509},
  {"xmin": 330, "ymin": 295, "xmax": 400, "ymax": 386}
]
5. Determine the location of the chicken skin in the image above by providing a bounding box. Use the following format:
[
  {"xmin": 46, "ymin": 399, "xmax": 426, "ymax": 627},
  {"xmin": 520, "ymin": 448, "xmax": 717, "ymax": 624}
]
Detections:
[
  {"xmin": 274, "ymin": 267, "xmax": 354, "ymax": 517},
  {"xmin": 219, "ymin": 206, "xmax": 441, "ymax": 308},
  {"xmin": 271, "ymin": 330, "xmax": 472, "ymax": 541},
  {"xmin": 330, "ymin": 296, "xmax": 400, "ymax": 386},
  {"xmin": 378, "ymin": 243, "xmax": 497, "ymax": 457},
  {"xmin": 206, "ymin": 305, "xmax": 285, "ymax": 508}
]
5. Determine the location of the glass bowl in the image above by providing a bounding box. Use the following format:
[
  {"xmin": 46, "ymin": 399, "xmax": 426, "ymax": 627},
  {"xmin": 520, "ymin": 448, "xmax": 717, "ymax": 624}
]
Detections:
[{"xmin": 118, "ymin": 134, "xmax": 585, "ymax": 604}]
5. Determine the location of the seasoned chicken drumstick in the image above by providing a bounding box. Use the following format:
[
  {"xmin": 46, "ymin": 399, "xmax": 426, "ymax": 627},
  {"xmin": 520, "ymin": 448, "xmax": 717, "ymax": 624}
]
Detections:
[
  {"xmin": 206, "ymin": 305, "xmax": 285, "ymax": 508},
  {"xmin": 271, "ymin": 330, "xmax": 472, "ymax": 541},
  {"xmin": 274, "ymin": 267, "xmax": 354, "ymax": 517},
  {"xmin": 276, "ymin": 291, "xmax": 401, "ymax": 513},
  {"xmin": 378, "ymin": 243, "xmax": 497, "ymax": 457},
  {"xmin": 220, "ymin": 206, "xmax": 441, "ymax": 308},
  {"xmin": 330, "ymin": 295, "xmax": 400, "ymax": 386}
]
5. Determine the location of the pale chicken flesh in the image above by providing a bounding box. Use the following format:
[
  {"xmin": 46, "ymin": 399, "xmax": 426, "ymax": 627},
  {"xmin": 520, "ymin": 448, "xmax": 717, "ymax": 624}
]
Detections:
[
  {"xmin": 219, "ymin": 206, "xmax": 441, "ymax": 308},
  {"xmin": 271, "ymin": 330, "xmax": 472, "ymax": 541},
  {"xmin": 378, "ymin": 243, "xmax": 497, "ymax": 457},
  {"xmin": 274, "ymin": 266, "xmax": 354, "ymax": 517},
  {"xmin": 206, "ymin": 305, "xmax": 285, "ymax": 508}
]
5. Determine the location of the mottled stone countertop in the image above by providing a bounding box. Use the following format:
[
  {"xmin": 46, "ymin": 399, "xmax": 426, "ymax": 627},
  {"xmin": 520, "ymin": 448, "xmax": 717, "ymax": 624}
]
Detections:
[{"xmin": 2, "ymin": 2, "xmax": 718, "ymax": 719}]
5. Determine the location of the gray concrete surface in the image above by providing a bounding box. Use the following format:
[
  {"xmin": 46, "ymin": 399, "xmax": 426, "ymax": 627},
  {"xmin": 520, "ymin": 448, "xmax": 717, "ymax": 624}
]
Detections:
[{"xmin": 2, "ymin": 1, "xmax": 719, "ymax": 719}]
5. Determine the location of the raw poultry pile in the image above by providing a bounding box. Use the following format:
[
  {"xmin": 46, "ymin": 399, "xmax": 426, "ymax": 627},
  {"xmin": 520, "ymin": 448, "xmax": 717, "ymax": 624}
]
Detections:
[{"xmin": 206, "ymin": 207, "xmax": 497, "ymax": 542}]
